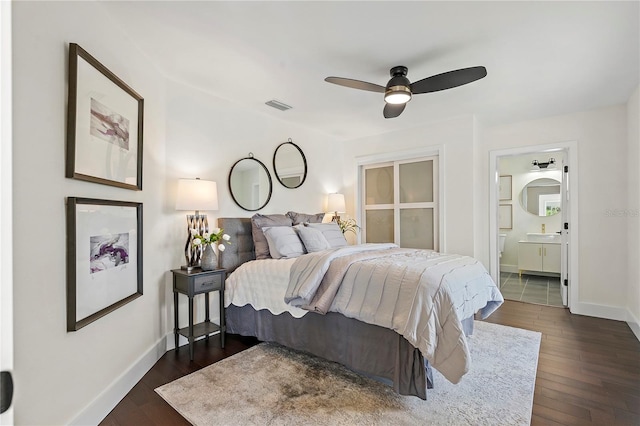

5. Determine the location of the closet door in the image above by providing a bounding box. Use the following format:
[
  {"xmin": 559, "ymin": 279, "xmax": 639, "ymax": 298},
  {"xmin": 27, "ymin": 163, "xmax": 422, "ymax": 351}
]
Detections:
[{"xmin": 362, "ymin": 157, "xmax": 438, "ymax": 250}]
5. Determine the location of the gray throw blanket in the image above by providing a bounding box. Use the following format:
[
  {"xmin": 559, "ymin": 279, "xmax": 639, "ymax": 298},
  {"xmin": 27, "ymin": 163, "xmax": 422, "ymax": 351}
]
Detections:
[{"xmin": 284, "ymin": 244, "xmax": 504, "ymax": 384}]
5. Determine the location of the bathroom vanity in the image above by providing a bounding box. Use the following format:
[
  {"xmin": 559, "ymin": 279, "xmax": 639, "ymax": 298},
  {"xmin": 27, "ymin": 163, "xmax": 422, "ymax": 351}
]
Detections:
[{"xmin": 518, "ymin": 240, "xmax": 561, "ymax": 275}]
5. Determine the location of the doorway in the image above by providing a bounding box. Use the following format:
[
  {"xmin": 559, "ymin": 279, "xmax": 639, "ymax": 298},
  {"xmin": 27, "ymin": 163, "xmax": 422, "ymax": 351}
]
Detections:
[{"xmin": 489, "ymin": 142, "xmax": 579, "ymax": 311}]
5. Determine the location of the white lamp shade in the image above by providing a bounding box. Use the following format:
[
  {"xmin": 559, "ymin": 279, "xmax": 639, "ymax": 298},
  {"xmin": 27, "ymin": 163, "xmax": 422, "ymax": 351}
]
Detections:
[
  {"xmin": 175, "ymin": 179, "xmax": 219, "ymax": 211},
  {"xmin": 326, "ymin": 193, "xmax": 346, "ymax": 213}
]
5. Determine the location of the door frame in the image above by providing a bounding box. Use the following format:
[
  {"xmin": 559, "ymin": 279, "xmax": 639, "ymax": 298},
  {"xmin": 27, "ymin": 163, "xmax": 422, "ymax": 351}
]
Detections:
[
  {"xmin": 0, "ymin": 0, "xmax": 14, "ymax": 422},
  {"xmin": 489, "ymin": 141, "xmax": 579, "ymax": 311}
]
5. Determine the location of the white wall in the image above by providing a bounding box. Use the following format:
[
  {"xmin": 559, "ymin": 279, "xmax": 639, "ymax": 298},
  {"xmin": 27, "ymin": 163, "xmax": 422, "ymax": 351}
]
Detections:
[
  {"xmin": 627, "ymin": 85, "xmax": 640, "ymax": 335},
  {"xmin": 164, "ymin": 79, "xmax": 344, "ymax": 343},
  {"xmin": 341, "ymin": 116, "xmax": 476, "ymax": 257},
  {"xmin": 12, "ymin": 2, "xmax": 169, "ymax": 424},
  {"xmin": 480, "ymin": 105, "xmax": 629, "ymax": 315}
]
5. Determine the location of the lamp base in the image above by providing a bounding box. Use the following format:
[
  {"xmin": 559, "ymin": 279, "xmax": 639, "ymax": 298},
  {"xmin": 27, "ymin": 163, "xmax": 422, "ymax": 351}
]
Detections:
[{"xmin": 180, "ymin": 264, "xmax": 198, "ymax": 272}]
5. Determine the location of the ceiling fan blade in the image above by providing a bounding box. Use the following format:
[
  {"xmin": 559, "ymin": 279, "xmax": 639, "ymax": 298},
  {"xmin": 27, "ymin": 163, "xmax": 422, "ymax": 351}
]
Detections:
[
  {"xmin": 325, "ymin": 77, "xmax": 386, "ymax": 93},
  {"xmin": 383, "ymin": 103, "xmax": 406, "ymax": 119},
  {"xmin": 410, "ymin": 66, "xmax": 487, "ymax": 94}
]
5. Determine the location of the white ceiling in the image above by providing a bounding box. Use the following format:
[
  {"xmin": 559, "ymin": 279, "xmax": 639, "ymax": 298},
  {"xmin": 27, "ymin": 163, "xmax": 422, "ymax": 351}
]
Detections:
[{"xmin": 102, "ymin": 1, "xmax": 639, "ymax": 141}]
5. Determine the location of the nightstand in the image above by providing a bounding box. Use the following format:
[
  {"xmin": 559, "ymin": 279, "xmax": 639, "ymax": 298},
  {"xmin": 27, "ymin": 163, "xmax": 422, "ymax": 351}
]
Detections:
[{"xmin": 171, "ymin": 268, "xmax": 226, "ymax": 361}]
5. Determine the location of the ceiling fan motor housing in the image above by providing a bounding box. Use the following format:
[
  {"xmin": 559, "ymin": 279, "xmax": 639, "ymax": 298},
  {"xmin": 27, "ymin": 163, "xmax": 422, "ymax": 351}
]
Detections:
[{"xmin": 385, "ymin": 66, "xmax": 412, "ymax": 104}]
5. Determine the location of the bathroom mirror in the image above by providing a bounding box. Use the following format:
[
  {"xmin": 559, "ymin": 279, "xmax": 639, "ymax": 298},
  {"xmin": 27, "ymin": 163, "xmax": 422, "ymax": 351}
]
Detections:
[
  {"xmin": 228, "ymin": 154, "xmax": 272, "ymax": 211},
  {"xmin": 273, "ymin": 139, "xmax": 307, "ymax": 188},
  {"xmin": 519, "ymin": 178, "xmax": 561, "ymax": 216}
]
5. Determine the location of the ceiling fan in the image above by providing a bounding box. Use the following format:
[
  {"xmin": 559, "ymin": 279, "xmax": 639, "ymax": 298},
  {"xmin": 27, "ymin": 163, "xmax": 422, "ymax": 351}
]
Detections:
[{"xmin": 325, "ymin": 65, "xmax": 487, "ymax": 118}]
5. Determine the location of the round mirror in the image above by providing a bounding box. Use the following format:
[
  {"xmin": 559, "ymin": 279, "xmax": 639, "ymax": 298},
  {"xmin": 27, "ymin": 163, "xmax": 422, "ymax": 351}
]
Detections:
[
  {"xmin": 273, "ymin": 140, "xmax": 307, "ymax": 188},
  {"xmin": 519, "ymin": 178, "xmax": 561, "ymax": 216},
  {"xmin": 228, "ymin": 154, "xmax": 273, "ymax": 211}
]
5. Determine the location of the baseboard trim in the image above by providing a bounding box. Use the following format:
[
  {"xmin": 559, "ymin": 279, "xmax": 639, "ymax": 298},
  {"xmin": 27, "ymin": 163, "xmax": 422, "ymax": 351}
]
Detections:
[
  {"xmin": 570, "ymin": 302, "xmax": 628, "ymax": 322},
  {"xmin": 69, "ymin": 336, "xmax": 167, "ymax": 425},
  {"xmin": 627, "ymin": 310, "xmax": 640, "ymax": 342}
]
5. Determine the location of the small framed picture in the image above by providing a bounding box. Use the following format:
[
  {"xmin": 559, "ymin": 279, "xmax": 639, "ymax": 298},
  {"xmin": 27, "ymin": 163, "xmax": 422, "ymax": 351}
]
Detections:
[
  {"xmin": 66, "ymin": 197, "xmax": 143, "ymax": 331},
  {"xmin": 66, "ymin": 43, "xmax": 144, "ymax": 190},
  {"xmin": 499, "ymin": 204, "xmax": 513, "ymax": 229},
  {"xmin": 499, "ymin": 175, "xmax": 512, "ymax": 201}
]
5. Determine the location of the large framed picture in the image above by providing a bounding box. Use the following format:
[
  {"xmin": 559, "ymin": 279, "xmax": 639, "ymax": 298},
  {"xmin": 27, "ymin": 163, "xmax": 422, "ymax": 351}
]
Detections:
[
  {"xmin": 66, "ymin": 197, "xmax": 143, "ymax": 331},
  {"xmin": 66, "ymin": 43, "xmax": 144, "ymax": 190}
]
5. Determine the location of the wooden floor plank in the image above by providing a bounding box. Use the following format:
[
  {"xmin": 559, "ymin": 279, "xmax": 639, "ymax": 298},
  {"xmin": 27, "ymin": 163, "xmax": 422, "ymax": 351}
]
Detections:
[{"xmin": 100, "ymin": 300, "xmax": 640, "ymax": 425}]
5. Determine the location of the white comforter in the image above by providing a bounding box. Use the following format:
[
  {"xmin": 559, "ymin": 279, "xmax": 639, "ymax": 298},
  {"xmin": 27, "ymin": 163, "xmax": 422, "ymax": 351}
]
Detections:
[{"xmin": 226, "ymin": 244, "xmax": 504, "ymax": 384}]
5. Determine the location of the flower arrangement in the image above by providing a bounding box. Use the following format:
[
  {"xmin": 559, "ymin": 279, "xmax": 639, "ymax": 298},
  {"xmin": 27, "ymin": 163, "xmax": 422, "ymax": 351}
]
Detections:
[
  {"xmin": 191, "ymin": 227, "xmax": 231, "ymax": 252},
  {"xmin": 336, "ymin": 217, "xmax": 360, "ymax": 236}
]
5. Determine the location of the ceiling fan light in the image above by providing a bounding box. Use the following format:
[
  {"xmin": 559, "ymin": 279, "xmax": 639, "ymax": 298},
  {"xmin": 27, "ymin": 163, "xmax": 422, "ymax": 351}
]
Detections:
[{"xmin": 384, "ymin": 86, "xmax": 412, "ymax": 104}]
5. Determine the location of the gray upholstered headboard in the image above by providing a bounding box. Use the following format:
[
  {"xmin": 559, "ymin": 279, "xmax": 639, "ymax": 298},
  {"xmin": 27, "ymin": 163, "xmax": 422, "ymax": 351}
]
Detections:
[{"xmin": 218, "ymin": 217, "xmax": 255, "ymax": 274}]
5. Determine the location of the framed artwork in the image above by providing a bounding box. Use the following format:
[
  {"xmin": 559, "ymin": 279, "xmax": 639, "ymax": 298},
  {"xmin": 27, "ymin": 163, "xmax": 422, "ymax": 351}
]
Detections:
[
  {"xmin": 66, "ymin": 197, "xmax": 143, "ymax": 331},
  {"xmin": 66, "ymin": 43, "xmax": 144, "ymax": 190},
  {"xmin": 499, "ymin": 175, "xmax": 512, "ymax": 201},
  {"xmin": 499, "ymin": 204, "xmax": 513, "ymax": 230}
]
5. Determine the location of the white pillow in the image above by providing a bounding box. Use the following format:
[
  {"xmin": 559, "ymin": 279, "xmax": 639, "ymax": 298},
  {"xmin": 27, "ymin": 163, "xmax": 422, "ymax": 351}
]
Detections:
[
  {"xmin": 296, "ymin": 226, "xmax": 331, "ymax": 252},
  {"xmin": 262, "ymin": 226, "xmax": 306, "ymax": 259},
  {"xmin": 305, "ymin": 222, "xmax": 348, "ymax": 248}
]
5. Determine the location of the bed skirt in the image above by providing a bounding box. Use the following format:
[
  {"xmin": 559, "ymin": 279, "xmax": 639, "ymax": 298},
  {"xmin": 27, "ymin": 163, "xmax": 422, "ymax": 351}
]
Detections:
[{"xmin": 226, "ymin": 304, "xmax": 437, "ymax": 399}]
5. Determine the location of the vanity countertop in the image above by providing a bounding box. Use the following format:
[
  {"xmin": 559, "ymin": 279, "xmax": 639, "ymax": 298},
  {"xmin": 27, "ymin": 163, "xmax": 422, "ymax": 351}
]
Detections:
[{"xmin": 518, "ymin": 239, "xmax": 561, "ymax": 244}]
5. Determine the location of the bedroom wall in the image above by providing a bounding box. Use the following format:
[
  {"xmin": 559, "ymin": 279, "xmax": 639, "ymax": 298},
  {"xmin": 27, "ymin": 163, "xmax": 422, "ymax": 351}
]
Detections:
[
  {"xmin": 340, "ymin": 115, "xmax": 476, "ymax": 257},
  {"xmin": 479, "ymin": 105, "xmax": 629, "ymax": 317},
  {"xmin": 627, "ymin": 85, "xmax": 640, "ymax": 336},
  {"xmin": 163, "ymin": 80, "xmax": 344, "ymax": 343},
  {"xmin": 12, "ymin": 2, "xmax": 170, "ymax": 425}
]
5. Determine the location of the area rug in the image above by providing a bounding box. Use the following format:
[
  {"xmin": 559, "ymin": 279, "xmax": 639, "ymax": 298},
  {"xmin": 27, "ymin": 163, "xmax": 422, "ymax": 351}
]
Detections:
[{"xmin": 156, "ymin": 321, "xmax": 541, "ymax": 425}]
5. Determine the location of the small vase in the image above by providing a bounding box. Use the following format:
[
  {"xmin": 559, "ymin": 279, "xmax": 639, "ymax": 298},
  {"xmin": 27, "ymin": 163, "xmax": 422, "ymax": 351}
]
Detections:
[{"xmin": 201, "ymin": 244, "xmax": 218, "ymax": 271}]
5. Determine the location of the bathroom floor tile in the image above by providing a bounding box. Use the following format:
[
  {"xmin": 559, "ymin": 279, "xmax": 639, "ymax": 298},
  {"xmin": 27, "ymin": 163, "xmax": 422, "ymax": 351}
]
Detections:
[{"xmin": 499, "ymin": 271, "xmax": 565, "ymax": 307}]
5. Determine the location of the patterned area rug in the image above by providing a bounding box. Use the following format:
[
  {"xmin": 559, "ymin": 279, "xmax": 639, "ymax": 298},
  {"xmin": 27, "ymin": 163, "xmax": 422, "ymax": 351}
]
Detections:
[{"xmin": 156, "ymin": 321, "xmax": 541, "ymax": 425}]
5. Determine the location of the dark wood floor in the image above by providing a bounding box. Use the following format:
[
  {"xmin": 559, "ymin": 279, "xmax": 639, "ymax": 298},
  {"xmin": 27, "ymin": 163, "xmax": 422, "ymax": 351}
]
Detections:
[{"xmin": 100, "ymin": 300, "xmax": 640, "ymax": 425}]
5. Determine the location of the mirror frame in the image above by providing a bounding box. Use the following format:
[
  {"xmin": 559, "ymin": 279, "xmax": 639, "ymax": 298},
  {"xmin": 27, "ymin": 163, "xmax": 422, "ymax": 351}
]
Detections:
[
  {"xmin": 273, "ymin": 140, "xmax": 307, "ymax": 189},
  {"xmin": 228, "ymin": 154, "xmax": 273, "ymax": 212},
  {"xmin": 519, "ymin": 177, "xmax": 561, "ymax": 217}
]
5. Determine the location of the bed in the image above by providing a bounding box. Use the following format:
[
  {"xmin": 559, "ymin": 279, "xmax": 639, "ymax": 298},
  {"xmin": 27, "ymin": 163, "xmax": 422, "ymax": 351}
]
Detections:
[{"xmin": 219, "ymin": 215, "xmax": 503, "ymax": 400}]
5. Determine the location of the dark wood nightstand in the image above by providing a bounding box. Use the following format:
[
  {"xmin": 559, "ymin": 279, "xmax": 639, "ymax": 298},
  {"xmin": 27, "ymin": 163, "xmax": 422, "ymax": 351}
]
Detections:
[{"xmin": 171, "ymin": 268, "xmax": 226, "ymax": 361}]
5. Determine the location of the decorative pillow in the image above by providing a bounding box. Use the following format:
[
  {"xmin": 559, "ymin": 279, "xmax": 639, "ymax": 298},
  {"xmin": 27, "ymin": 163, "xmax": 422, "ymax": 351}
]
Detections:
[
  {"xmin": 296, "ymin": 226, "xmax": 331, "ymax": 252},
  {"xmin": 305, "ymin": 222, "xmax": 348, "ymax": 248},
  {"xmin": 286, "ymin": 211, "xmax": 325, "ymax": 226},
  {"xmin": 251, "ymin": 214, "xmax": 293, "ymax": 259},
  {"xmin": 262, "ymin": 226, "xmax": 306, "ymax": 259}
]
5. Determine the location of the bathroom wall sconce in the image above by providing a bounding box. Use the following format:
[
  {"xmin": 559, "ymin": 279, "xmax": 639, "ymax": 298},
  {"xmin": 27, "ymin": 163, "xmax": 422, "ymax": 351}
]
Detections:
[{"xmin": 531, "ymin": 158, "xmax": 556, "ymax": 171}]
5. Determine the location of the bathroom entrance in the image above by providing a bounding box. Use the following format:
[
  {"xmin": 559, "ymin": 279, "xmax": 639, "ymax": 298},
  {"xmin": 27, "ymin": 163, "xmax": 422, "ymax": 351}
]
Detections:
[{"xmin": 489, "ymin": 142, "xmax": 577, "ymax": 310}]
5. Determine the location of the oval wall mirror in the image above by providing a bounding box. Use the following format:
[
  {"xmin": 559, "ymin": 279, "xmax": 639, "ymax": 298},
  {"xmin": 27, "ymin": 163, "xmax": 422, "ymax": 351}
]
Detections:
[
  {"xmin": 519, "ymin": 177, "xmax": 561, "ymax": 216},
  {"xmin": 228, "ymin": 154, "xmax": 273, "ymax": 211},
  {"xmin": 273, "ymin": 139, "xmax": 307, "ymax": 189}
]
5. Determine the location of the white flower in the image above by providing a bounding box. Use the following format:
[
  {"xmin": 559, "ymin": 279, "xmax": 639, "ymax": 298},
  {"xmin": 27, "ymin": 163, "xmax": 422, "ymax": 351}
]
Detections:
[
  {"xmin": 190, "ymin": 228, "xmax": 198, "ymax": 236},
  {"xmin": 222, "ymin": 234, "xmax": 230, "ymax": 241},
  {"xmin": 203, "ymin": 232, "xmax": 210, "ymax": 240},
  {"xmin": 218, "ymin": 244, "xmax": 226, "ymax": 252},
  {"xmin": 192, "ymin": 238, "xmax": 202, "ymax": 246},
  {"xmin": 211, "ymin": 227, "xmax": 221, "ymax": 235}
]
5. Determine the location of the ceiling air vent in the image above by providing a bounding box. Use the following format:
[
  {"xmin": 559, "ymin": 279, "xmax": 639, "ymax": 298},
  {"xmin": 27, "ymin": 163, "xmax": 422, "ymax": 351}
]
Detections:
[{"xmin": 265, "ymin": 99, "xmax": 292, "ymax": 111}]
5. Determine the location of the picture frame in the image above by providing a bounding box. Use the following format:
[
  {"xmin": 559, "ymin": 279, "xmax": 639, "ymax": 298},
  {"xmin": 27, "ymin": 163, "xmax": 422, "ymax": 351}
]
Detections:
[
  {"xmin": 66, "ymin": 197, "xmax": 143, "ymax": 331},
  {"xmin": 499, "ymin": 175, "xmax": 512, "ymax": 201},
  {"xmin": 499, "ymin": 204, "xmax": 513, "ymax": 229},
  {"xmin": 66, "ymin": 43, "xmax": 144, "ymax": 190}
]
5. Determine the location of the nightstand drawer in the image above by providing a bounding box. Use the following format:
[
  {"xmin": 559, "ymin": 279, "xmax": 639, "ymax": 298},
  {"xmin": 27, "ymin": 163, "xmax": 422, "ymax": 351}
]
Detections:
[{"xmin": 193, "ymin": 273, "xmax": 222, "ymax": 294}]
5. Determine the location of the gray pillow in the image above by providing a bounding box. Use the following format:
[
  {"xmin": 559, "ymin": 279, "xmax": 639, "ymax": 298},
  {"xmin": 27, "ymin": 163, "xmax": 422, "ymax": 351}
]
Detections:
[
  {"xmin": 296, "ymin": 226, "xmax": 331, "ymax": 252},
  {"xmin": 263, "ymin": 226, "xmax": 306, "ymax": 259},
  {"xmin": 286, "ymin": 211, "xmax": 325, "ymax": 226},
  {"xmin": 251, "ymin": 214, "xmax": 293, "ymax": 259},
  {"xmin": 305, "ymin": 222, "xmax": 348, "ymax": 248}
]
